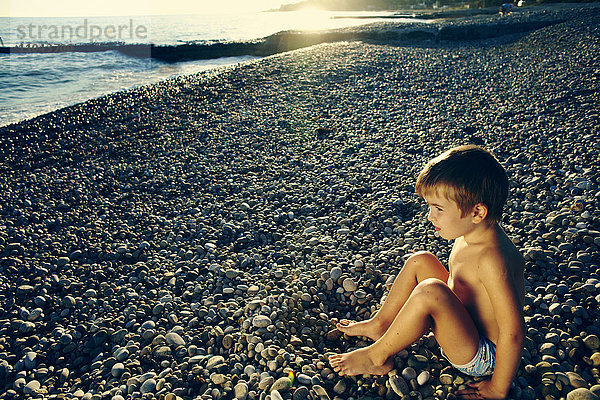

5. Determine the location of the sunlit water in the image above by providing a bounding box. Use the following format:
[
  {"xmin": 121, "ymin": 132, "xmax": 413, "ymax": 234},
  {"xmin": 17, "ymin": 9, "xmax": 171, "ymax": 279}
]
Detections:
[{"xmin": 0, "ymin": 12, "xmax": 415, "ymax": 127}]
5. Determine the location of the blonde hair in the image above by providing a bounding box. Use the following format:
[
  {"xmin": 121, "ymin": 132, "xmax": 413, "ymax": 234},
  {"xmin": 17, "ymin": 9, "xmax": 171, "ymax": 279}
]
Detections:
[{"xmin": 415, "ymin": 145, "xmax": 509, "ymax": 223}]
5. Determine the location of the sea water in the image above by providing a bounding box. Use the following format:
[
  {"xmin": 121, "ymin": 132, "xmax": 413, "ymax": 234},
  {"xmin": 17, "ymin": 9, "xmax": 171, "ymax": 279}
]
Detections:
[{"xmin": 0, "ymin": 11, "xmax": 408, "ymax": 127}]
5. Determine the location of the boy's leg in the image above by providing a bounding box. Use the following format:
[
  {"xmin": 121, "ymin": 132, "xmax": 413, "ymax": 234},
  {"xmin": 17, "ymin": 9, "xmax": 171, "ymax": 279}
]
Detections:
[
  {"xmin": 330, "ymin": 278, "xmax": 479, "ymax": 376},
  {"xmin": 337, "ymin": 251, "xmax": 449, "ymax": 340}
]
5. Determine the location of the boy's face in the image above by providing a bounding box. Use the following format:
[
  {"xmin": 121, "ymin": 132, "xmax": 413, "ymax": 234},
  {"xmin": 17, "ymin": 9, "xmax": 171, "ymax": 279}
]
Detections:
[{"xmin": 423, "ymin": 189, "xmax": 475, "ymax": 240}]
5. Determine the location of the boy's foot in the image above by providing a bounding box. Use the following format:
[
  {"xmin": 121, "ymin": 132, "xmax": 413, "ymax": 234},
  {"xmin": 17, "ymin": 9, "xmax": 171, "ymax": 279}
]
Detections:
[
  {"xmin": 329, "ymin": 346, "xmax": 393, "ymax": 376},
  {"xmin": 336, "ymin": 319, "xmax": 385, "ymax": 341}
]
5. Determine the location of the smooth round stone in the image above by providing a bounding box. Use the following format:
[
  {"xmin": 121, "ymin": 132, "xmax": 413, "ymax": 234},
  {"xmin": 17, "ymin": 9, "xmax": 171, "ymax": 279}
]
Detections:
[
  {"xmin": 342, "ymin": 278, "xmax": 357, "ymax": 292},
  {"xmin": 140, "ymin": 378, "xmax": 157, "ymax": 394},
  {"xmin": 234, "ymin": 382, "xmax": 249, "ymax": 400},
  {"xmin": 23, "ymin": 380, "xmax": 41, "ymax": 395},
  {"xmin": 141, "ymin": 320, "xmax": 156, "ymax": 330},
  {"xmin": 13, "ymin": 378, "xmax": 26, "ymax": 390},
  {"xmin": 307, "ymin": 237, "xmax": 319, "ymax": 246},
  {"xmin": 292, "ymin": 386, "xmax": 310, "ymax": 400},
  {"xmin": 166, "ymin": 332, "xmax": 185, "ymax": 346},
  {"xmin": 211, "ymin": 373, "xmax": 226, "ymax": 385},
  {"xmin": 223, "ymin": 288, "xmax": 235, "ymax": 295},
  {"xmin": 271, "ymin": 390, "xmax": 284, "ymax": 400},
  {"xmin": 206, "ymin": 355, "xmax": 225, "ymax": 370},
  {"xmin": 333, "ymin": 380, "xmax": 346, "ymax": 394},
  {"xmin": 111, "ymin": 363, "xmax": 125, "ymax": 377},
  {"xmin": 567, "ymin": 388, "xmax": 599, "ymax": 400},
  {"xmin": 112, "ymin": 396, "xmax": 125, "ymax": 400},
  {"xmin": 590, "ymin": 352, "xmax": 600, "ymax": 367},
  {"xmin": 330, "ymin": 266, "xmax": 342, "ymax": 281},
  {"xmin": 252, "ymin": 315, "xmax": 272, "ymax": 328},
  {"xmin": 354, "ymin": 259, "xmax": 364, "ymax": 268},
  {"xmin": 258, "ymin": 376, "xmax": 274, "ymax": 390},
  {"xmin": 401, "ymin": 367, "xmax": 417, "ymax": 381},
  {"xmin": 296, "ymin": 373, "xmax": 312, "ymax": 385},
  {"xmin": 567, "ymin": 372, "xmax": 588, "ymax": 389},
  {"xmin": 154, "ymin": 346, "xmax": 171, "ymax": 357},
  {"xmin": 222, "ymin": 334, "xmax": 234, "ymax": 349},
  {"xmin": 440, "ymin": 374, "xmax": 453, "ymax": 385},
  {"xmin": 407, "ymin": 354, "xmax": 428, "ymax": 369},
  {"xmin": 24, "ymin": 352, "xmax": 37, "ymax": 370},
  {"xmin": 57, "ymin": 257, "xmax": 70, "ymax": 267},
  {"xmin": 243, "ymin": 365, "xmax": 256, "ymax": 376},
  {"xmin": 225, "ymin": 269, "xmax": 240, "ymax": 279},
  {"xmin": 389, "ymin": 375, "xmax": 410, "ymax": 396},
  {"xmin": 417, "ymin": 370, "xmax": 430, "ymax": 385},
  {"xmin": 584, "ymin": 335, "xmax": 600, "ymax": 350},
  {"xmin": 114, "ymin": 347, "xmax": 129, "ymax": 362}
]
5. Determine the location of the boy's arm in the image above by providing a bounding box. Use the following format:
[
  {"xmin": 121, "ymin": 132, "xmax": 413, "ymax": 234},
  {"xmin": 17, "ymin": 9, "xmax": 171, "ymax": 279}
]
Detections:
[{"xmin": 458, "ymin": 251, "xmax": 524, "ymax": 399}]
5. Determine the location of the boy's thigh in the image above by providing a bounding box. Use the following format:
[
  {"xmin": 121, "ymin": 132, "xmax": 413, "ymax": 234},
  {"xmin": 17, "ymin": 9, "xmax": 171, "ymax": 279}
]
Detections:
[
  {"xmin": 418, "ymin": 279, "xmax": 479, "ymax": 365},
  {"xmin": 404, "ymin": 251, "xmax": 449, "ymax": 283}
]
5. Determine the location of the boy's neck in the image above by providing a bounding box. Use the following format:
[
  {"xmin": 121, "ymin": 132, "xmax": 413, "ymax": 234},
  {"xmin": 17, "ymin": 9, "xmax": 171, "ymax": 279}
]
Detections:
[{"xmin": 462, "ymin": 221, "xmax": 501, "ymax": 246}]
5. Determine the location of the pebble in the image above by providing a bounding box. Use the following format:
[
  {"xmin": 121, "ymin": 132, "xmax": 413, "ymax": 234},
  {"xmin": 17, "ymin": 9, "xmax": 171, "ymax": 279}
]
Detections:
[
  {"xmin": 234, "ymin": 382, "xmax": 249, "ymax": 400},
  {"xmin": 252, "ymin": 315, "xmax": 272, "ymax": 328},
  {"xmin": 567, "ymin": 388, "xmax": 599, "ymax": 400},
  {"xmin": 165, "ymin": 332, "xmax": 185, "ymax": 346},
  {"xmin": 270, "ymin": 377, "xmax": 292, "ymax": 392}
]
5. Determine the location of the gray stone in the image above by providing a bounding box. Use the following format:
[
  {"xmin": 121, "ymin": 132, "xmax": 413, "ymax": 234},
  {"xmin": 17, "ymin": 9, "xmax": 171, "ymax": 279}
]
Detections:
[
  {"xmin": 166, "ymin": 332, "xmax": 185, "ymax": 346},
  {"xmin": 567, "ymin": 388, "xmax": 599, "ymax": 400},
  {"xmin": 234, "ymin": 382, "xmax": 249, "ymax": 400},
  {"xmin": 271, "ymin": 377, "xmax": 292, "ymax": 392},
  {"xmin": 140, "ymin": 378, "xmax": 157, "ymax": 394},
  {"xmin": 252, "ymin": 315, "xmax": 272, "ymax": 328}
]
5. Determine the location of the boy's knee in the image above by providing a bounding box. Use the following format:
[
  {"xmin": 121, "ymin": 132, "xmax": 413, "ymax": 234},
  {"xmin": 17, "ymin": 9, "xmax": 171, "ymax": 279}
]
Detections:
[
  {"xmin": 405, "ymin": 251, "xmax": 438, "ymax": 267},
  {"xmin": 413, "ymin": 278, "xmax": 452, "ymax": 305}
]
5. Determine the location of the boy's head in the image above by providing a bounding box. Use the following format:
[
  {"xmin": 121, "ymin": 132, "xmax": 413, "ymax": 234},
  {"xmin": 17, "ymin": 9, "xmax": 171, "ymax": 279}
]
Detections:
[{"xmin": 415, "ymin": 145, "xmax": 509, "ymax": 224}]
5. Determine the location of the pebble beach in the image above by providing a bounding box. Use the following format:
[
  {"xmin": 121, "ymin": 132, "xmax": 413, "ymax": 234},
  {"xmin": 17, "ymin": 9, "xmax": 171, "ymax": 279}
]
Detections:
[{"xmin": 1, "ymin": 3, "xmax": 600, "ymax": 400}]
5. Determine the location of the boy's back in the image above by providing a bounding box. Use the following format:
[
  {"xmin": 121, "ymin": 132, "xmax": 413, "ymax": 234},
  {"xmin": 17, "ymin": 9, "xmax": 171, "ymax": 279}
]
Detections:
[{"xmin": 448, "ymin": 223, "xmax": 525, "ymax": 345}]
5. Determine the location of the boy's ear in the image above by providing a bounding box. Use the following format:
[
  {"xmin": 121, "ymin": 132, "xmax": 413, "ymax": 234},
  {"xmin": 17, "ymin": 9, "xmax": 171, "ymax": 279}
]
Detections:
[{"xmin": 471, "ymin": 203, "xmax": 488, "ymax": 224}]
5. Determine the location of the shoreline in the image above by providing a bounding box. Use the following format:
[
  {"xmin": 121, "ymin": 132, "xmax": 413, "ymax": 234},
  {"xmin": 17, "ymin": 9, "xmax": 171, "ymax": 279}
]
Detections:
[{"xmin": 1, "ymin": 3, "xmax": 600, "ymax": 400}]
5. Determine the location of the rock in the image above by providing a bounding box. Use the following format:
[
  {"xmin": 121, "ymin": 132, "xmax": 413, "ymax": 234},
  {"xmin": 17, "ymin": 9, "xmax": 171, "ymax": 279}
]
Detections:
[
  {"xmin": 292, "ymin": 386, "xmax": 310, "ymax": 400},
  {"xmin": 333, "ymin": 379, "xmax": 346, "ymax": 394},
  {"xmin": 211, "ymin": 373, "xmax": 226, "ymax": 385},
  {"xmin": 389, "ymin": 374, "xmax": 410, "ymax": 396},
  {"xmin": 342, "ymin": 278, "xmax": 357, "ymax": 292},
  {"xmin": 567, "ymin": 388, "xmax": 599, "ymax": 400},
  {"xmin": 166, "ymin": 332, "xmax": 185, "ymax": 346},
  {"xmin": 252, "ymin": 315, "xmax": 272, "ymax": 328},
  {"xmin": 234, "ymin": 382, "xmax": 249, "ymax": 400},
  {"xmin": 206, "ymin": 355, "xmax": 225, "ymax": 370},
  {"xmin": 313, "ymin": 385, "xmax": 331, "ymax": 400},
  {"xmin": 271, "ymin": 377, "xmax": 292, "ymax": 392},
  {"xmin": 440, "ymin": 374, "xmax": 453, "ymax": 385},
  {"xmin": 111, "ymin": 363, "xmax": 125, "ymax": 377},
  {"xmin": 23, "ymin": 380, "xmax": 41, "ymax": 395},
  {"xmin": 325, "ymin": 329, "xmax": 343, "ymax": 342},
  {"xmin": 24, "ymin": 352, "xmax": 37, "ymax": 370},
  {"xmin": 583, "ymin": 335, "xmax": 600, "ymax": 351},
  {"xmin": 567, "ymin": 372, "xmax": 588, "ymax": 389},
  {"xmin": 417, "ymin": 370, "xmax": 431, "ymax": 385},
  {"xmin": 271, "ymin": 390, "xmax": 284, "ymax": 400},
  {"xmin": 330, "ymin": 267, "xmax": 342, "ymax": 281},
  {"xmin": 140, "ymin": 378, "xmax": 157, "ymax": 394},
  {"xmin": 402, "ymin": 367, "xmax": 417, "ymax": 381}
]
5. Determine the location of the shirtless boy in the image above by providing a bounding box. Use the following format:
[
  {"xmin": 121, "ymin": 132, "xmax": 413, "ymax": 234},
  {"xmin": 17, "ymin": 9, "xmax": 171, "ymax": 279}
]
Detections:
[{"xmin": 329, "ymin": 145, "xmax": 525, "ymax": 400}]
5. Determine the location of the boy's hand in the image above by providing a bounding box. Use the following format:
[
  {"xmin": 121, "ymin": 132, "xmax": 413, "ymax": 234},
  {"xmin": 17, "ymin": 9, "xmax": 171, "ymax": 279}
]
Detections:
[{"xmin": 455, "ymin": 380, "xmax": 507, "ymax": 399}]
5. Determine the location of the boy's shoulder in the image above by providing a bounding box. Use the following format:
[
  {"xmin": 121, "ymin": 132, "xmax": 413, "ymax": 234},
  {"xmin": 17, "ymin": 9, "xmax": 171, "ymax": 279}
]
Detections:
[{"xmin": 475, "ymin": 231, "xmax": 524, "ymax": 278}]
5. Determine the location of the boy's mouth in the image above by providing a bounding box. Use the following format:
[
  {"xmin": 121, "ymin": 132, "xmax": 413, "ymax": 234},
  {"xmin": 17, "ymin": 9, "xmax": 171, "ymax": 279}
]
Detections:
[{"xmin": 434, "ymin": 226, "xmax": 441, "ymax": 232}]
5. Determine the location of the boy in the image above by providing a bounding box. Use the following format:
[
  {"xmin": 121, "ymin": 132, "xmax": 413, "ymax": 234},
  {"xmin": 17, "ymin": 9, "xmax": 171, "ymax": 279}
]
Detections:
[{"xmin": 329, "ymin": 145, "xmax": 525, "ymax": 400}]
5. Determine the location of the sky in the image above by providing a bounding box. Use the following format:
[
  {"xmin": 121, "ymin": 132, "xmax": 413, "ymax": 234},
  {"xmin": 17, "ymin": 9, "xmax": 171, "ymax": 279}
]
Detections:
[{"xmin": 0, "ymin": 0, "xmax": 295, "ymax": 17}]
